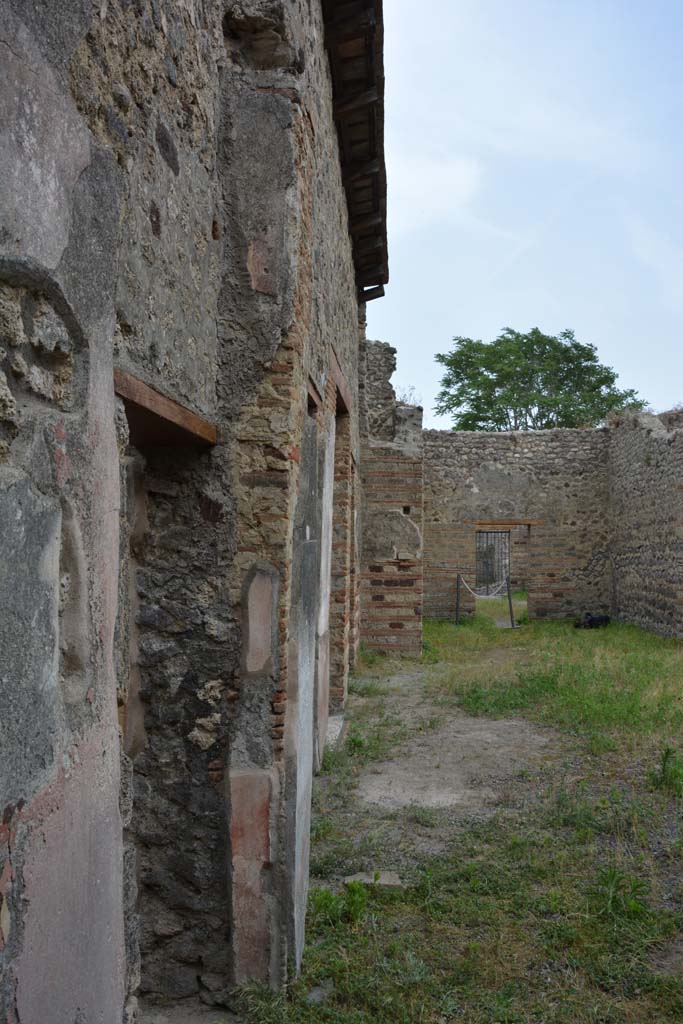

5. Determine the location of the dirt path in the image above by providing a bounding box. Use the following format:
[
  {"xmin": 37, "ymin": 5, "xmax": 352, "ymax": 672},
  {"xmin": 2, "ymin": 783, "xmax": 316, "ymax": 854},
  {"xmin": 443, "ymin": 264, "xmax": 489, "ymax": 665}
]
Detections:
[
  {"xmin": 138, "ymin": 1001, "xmax": 241, "ymax": 1024},
  {"xmin": 356, "ymin": 711, "xmax": 559, "ymax": 812},
  {"xmin": 312, "ymin": 663, "xmax": 573, "ymax": 877}
]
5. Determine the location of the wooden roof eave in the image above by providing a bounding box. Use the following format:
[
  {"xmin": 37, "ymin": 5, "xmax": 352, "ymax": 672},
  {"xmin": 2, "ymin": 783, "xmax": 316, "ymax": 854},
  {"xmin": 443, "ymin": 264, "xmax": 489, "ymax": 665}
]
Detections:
[{"xmin": 322, "ymin": 0, "xmax": 388, "ymax": 303}]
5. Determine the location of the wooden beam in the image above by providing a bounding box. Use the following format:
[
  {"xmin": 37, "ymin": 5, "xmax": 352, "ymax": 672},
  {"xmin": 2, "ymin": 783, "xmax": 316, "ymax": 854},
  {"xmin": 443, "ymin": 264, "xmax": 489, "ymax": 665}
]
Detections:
[
  {"xmin": 326, "ymin": 8, "xmax": 376, "ymax": 43},
  {"xmin": 350, "ymin": 212, "xmax": 382, "ymax": 235},
  {"xmin": 469, "ymin": 519, "xmax": 544, "ymax": 528},
  {"xmin": 357, "ymin": 264, "xmax": 386, "ymax": 284},
  {"xmin": 337, "ymin": 37, "xmax": 365, "ymax": 59},
  {"xmin": 355, "ymin": 234, "xmax": 383, "ymax": 254},
  {"xmin": 324, "ymin": 0, "xmax": 388, "ymax": 305},
  {"xmin": 114, "ymin": 368, "xmax": 218, "ymax": 446},
  {"xmin": 334, "ymin": 87, "xmax": 378, "ymax": 117},
  {"xmin": 343, "ymin": 157, "xmax": 380, "ymax": 182}
]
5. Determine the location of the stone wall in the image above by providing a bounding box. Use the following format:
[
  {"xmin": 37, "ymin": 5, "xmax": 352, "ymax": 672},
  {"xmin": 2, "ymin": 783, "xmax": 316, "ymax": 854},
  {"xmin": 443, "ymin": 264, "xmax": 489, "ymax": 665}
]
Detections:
[
  {"xmin": 423, "ymin": 429, "xmax": 612, "ymax": 620},
  {"xmin": 610, "ymin": 412, "xmax": 683, "ymax": 637},
  {"xmin": 360, "ymin": 341, "xmax": 424, "ymax": 657},
  {"xmin": 69, "ymin": 0, "xmax": 224, "ymax": 419},
  {"xmin": 219, "ymin": 0, "xmax": 362, "ymax": 989},
  {"xmin": 659, "ymin": 408, "xmax": 683, "ymax": 431},
  {"xmin": 1, "ymin": 0, "xmax": 367, "ymax": 1017},
  {"xmin": 422, "ymin": 417, "xmax": 683, "ymax": 637},
  {"xmin": 0, "ymin": 4, "xmax": 125, "ymax": 1020}
]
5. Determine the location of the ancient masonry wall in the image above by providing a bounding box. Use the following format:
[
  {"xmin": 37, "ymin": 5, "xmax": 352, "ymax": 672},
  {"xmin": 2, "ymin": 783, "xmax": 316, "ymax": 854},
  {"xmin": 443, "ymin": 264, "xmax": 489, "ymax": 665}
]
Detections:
[
  {"xmin": 609, "ymin": 412, "xmax": 683, "ymax": 637},
  {"xmin": 360, "ymin": 342, "xmax": 424, "ymax": 657},
  {"xmin": 0, "ymin": 4, "xmax": 126, "ymax": 1021},
  {"xmin": 423, "ymin": 429, "xmax": 612, "ymax": 620},
  {"xmin": 220, "ymin": 0, "xmax": 361, "ymax": 989},
  {"xmin": 67, "ymin": 3, "xmax": 233, "ymax": 1010},
  {"xmin": 1, "ymin": 0, "xmax": 363, "ymax": 1018}
]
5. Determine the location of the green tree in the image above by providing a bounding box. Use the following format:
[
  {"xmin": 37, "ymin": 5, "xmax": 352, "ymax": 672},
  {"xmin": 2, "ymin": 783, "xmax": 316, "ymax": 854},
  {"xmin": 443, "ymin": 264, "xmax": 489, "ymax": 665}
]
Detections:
[{"xmin": 435, "ymin": 327, "xmax": 644, "ymax": 431}]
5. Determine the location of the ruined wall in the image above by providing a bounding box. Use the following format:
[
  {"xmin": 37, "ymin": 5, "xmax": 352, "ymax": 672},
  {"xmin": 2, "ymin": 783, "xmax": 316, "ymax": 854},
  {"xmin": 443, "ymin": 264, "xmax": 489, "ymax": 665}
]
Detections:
[
  {"xmin": 659, "ymin": 409, "xmax": 683, "ymax": 431},
  {"xmin": 219, "ymin": 0, "xmax": 361, "ymax": 988},
  {"xmin": 0, "ymin": 3, "xmax": 125, "ymax": 1020},
  {"xmin": 423, "ymin": 429, "xmax": 612, "ymax": 620},
  {"xmin": 116, "ymin": 0, "xmax": 362, "ymax": 1000},
  {"xmin": 65, "ymin": 3, "xmax": 237, "ymax": 1011},
  {"xmin": 69, "ymin": 0, "xmax": 224, "ymax": 419},
  {"xmin": 609, "ymin": 412, "xmax": 683, "ymax": 637},
  {"xmin": 1, "ymin": 0, "xmax": 364, "ymax": 1015},
  {"xmin": 360, "ymin": 341, "xmax": 424, "ymax": 656}
]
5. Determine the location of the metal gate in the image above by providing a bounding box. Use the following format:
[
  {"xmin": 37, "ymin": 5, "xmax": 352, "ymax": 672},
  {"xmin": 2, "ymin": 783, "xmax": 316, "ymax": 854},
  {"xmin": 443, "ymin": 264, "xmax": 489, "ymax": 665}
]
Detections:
[{"xmin": 475, "ymin": 530, "xmax": 510, "ymax": 593}]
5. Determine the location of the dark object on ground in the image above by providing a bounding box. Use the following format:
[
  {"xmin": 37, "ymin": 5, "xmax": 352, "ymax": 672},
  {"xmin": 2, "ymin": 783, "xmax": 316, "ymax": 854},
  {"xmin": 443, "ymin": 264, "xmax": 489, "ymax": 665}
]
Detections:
[{"xmin": 575, "ymin": 613, "xmax": 611, "ymax": 629}]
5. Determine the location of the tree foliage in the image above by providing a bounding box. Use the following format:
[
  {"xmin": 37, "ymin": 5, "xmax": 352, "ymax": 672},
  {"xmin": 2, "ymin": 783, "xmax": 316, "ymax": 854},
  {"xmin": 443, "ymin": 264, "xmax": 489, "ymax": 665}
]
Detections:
[{"xmin": 435, "ymin": 327, "xmax": 644, "ymax": 431}]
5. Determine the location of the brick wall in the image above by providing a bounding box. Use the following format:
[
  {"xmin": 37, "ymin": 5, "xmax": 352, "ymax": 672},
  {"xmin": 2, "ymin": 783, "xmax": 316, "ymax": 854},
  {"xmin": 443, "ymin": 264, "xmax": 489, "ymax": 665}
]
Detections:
[
  {"xmin": 361, "ymin": 448, "xmax": 424, "ymax": 655},
  {"xmin": 423, "ymin": 429, "xmax": 612, "ymax": 621},
  {"xmin": 360, "ymin": 342, "xmax": 424, "ymax": 656},
  {"xmin": 510, "ymin": 524, "xmax": 531, "ymax": 589}
]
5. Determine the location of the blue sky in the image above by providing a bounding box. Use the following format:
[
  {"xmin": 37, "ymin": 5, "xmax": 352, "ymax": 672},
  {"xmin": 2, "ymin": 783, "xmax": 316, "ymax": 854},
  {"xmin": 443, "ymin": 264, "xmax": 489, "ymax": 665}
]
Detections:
[{"xmin": 367, "ymin": 0, "xmax": 683, "ymax": 427}]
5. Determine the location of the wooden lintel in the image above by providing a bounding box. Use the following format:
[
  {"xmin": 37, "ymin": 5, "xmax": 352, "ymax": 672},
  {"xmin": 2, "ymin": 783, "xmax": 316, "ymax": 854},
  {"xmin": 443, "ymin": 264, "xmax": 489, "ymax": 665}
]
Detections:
[
  {"xmin": 307, "ymin": 376, "xmax": 323, "ymax": 411},
  {"xmin": 114, "ymin": 368, "xmax": 218, "ymax": 446},
  {"xmin": 334, "ymin": 87, "xmax": 378, "ymax": 117},
  {"xmin": 469, "ymin": 519, "xmax": 544, "ymax": 528},
  {"xmin": 330, "ymin": 346, "xmax": 353, "ymax": 414}
]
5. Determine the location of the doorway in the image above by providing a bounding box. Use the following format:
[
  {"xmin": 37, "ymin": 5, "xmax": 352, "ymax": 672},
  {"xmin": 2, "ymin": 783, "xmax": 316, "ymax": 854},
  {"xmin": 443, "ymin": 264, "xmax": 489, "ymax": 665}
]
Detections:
[{"xmin": 473, "ymin": 529, "xmax": 527, "ymax": 626}]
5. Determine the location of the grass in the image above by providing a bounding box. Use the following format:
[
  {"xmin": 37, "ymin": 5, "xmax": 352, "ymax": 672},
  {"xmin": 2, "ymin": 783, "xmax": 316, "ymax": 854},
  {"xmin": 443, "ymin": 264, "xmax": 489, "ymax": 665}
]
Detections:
[
  {"xmin": 474, "ymin": 589, "xmax": 529, "ymax": 626},
  {"xmin": 649, "ymin": 746, "xmax": 683, "ymax": 798},
  {"xmin": 426, "ymin": 615, "xmax": 683, "ymax": 751},
  {"xmin": 238, "ymin": 617, "xmax": 683, "ymax": 1024}
]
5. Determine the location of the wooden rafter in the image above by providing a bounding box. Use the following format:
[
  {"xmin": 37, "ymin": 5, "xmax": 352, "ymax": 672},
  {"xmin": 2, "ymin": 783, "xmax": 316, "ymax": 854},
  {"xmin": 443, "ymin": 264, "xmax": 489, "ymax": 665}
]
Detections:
[{"xmin": 323, "ymin": 0, "xmax": 388, "ymax": 302}]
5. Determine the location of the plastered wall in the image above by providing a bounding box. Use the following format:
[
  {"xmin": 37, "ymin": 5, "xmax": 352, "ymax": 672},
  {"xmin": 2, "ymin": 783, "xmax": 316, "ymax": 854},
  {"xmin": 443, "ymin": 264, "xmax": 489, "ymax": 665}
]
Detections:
[
  {"xmin": 1, "ymin": 0, "xmax": 365, "ymax": 1017},
  {"xmin": 0, "ymin": 4, "xmax": 125, "ymax": 1019}
]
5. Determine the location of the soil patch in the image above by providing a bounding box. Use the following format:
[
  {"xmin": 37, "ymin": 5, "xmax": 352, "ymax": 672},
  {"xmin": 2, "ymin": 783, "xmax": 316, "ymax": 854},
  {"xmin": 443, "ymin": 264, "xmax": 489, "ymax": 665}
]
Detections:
[
  {"xmin": 357, "ymin": 711, "xmax": 561, "ymax": 813},
  {"xmin": 139, "ymin": 1002, "xmax": 240, "ymax": 1024}
]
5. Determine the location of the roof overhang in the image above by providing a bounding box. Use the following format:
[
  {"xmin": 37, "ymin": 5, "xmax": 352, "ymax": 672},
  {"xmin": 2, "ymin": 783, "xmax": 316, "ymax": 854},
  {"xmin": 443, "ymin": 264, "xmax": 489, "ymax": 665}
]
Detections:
[{"xmin": 323, "ymin": 0, "xmax": 388, "ymax": 303}]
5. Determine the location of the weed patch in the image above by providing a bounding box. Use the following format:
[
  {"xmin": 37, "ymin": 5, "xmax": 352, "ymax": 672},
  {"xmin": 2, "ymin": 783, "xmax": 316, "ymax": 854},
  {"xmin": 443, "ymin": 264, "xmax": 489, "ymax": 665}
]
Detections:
[
  {"xmin": 428, "ymin": 618, "xmax": 683, "ymax": 749},
  {"xmin": 649, "ymin": 746, "xmax": 683, "ymax": 798},
  {"xmin": 241, "ymin": 619, "xmax": 683, "ymax": 1024}
]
